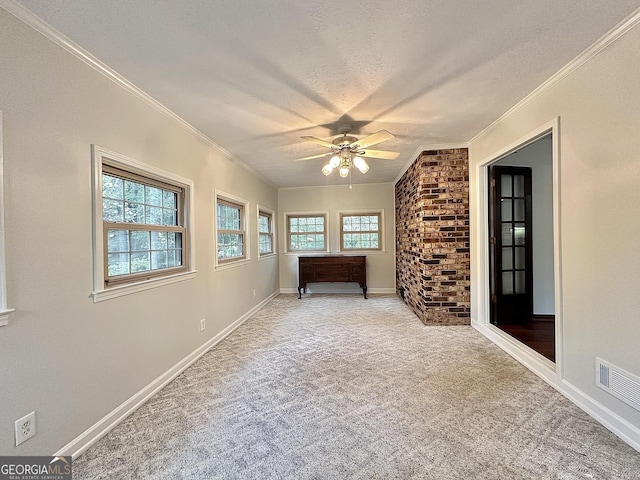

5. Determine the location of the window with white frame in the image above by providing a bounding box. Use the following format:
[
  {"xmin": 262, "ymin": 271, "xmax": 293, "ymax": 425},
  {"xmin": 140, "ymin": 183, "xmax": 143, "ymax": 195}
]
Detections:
[
  {"xmin": 92, "ymin": 146, "xmax": 194, "ymax": 301},
  {"xmin": 258, "ymin": 208, "xmax": 274, "ymax": 256},
  {"xmin": 286, "ymin": 213, "xmax": 327, "ymax": 252},
  {"xmin": 216, "ymin": 195, "xmax": 247, "ymax": 264},
  {"xmin": 340, "ymin": 212, "xmax": 382, "ymax": 251},
  {"xmin": 101, "ymin": 167, "xmax": 187, "ymax": 285}
]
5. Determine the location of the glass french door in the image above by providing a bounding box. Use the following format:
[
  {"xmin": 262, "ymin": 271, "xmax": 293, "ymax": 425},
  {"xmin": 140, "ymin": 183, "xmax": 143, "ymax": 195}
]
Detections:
[{"xmin": 489, "ymin": 166, "xmax": 533, "ymax": 325}]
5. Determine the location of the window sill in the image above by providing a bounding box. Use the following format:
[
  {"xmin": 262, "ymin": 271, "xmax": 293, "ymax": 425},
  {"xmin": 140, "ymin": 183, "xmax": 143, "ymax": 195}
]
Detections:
[
  {"xmin": 337, "ymin": 250, "xmax": 386, "ymax": 255},
  {"xmin": 92, "ymin": 270, "xmax": 197, "ymax": 302},
  {"xmin": 284, "ymin": 250, "xmax": 330, "ymax": 256},
  {"xmin": 285, "ymin": 251, "xmax": 384, "ymax": 256},
  {"xmin": 258, "ymin": 252, "xmax": 277, "ymax": 261},
  {"xmin": 0, "ymin": 308, "xmax": 15, "ymax": 327},
  {"xmin": 215, "ymin": 258, "xmax": 251, "ymax": 271}
]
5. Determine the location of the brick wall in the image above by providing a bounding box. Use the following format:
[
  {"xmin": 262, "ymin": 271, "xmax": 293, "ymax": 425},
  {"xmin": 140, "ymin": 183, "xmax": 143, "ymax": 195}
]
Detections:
[{"xmin": 395, "ymin": 149, "xmax": 470, "ymax": 325}]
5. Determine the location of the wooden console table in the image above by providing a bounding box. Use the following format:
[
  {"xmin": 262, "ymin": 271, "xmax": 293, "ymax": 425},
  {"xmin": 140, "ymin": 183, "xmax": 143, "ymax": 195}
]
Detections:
[{"xmin": 298, "ymin": 255, "xmax": 367, "ymax": 299}]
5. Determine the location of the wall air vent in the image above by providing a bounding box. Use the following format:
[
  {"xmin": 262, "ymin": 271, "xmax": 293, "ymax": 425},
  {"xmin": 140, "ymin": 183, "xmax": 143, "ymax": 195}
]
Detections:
[{"xmin": 596, "ymin": 357, "xmax": 640, "ymax": 412}]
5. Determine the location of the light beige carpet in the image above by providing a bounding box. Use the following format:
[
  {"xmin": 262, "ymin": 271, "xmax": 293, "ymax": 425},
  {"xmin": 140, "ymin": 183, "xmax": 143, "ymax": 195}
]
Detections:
[{"xmin": 73, "ymin": 294, "xmax": 640, "ymax": 479}]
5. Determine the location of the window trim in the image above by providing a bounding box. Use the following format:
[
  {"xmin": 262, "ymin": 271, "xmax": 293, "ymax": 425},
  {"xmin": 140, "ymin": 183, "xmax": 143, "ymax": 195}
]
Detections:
[
  {"xmin": 91, "ymin": 145, "xmax": 196, "ymax": 302},
  {"xmin": 214, "ymin": 190, "xmax": 250, "ymax": 269},
  {"xmin": 284, "ymin": 211, "xmax": 329, "ymax": 254},
  {"xmin": 0, "ymin": 112, "xmax": 14, "ymax": 325},
  {"xmin": 257, "ymin": 205, "xmax": 276, "ymax": 259},
  {"xmin": 338, "ymin": 210, "xmax": 385, "ymax": 253}
]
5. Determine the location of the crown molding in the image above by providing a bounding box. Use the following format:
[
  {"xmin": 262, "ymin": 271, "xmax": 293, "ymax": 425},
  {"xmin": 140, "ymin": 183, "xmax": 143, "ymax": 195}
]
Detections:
[
  {"xmin": 470, "ymin": 7, "xmax": 640, "ymax": 145},
  {"xmin": 0, "ymin": 0, "xmax": 276, "ymax": 189}
]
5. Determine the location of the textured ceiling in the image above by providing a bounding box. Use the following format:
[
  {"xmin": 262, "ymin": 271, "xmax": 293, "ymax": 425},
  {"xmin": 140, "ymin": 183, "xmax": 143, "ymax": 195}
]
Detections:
[{"xmin": 10, "ymin": 1, "xmax": 640, "ymax": 187}]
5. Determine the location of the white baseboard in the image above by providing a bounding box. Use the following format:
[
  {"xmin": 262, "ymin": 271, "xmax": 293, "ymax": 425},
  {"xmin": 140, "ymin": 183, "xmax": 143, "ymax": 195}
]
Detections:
[
  {"xmin": 473, "ymin": 320, "xmax": 640, "ymax": 453},
  {"xmin": 368, "ymin": 288, "xmax": 397, "ymax": 294},
  {"xmin": 55, "ymin": 291, "xmax": 280, "ymax": 459},
  {"xmin": 473, "ymin": 320, "xmax": 556, "ymax": 381},
  {"xmin": 560, "ymin": 379, "xmax": 640, "ymax": 453}
]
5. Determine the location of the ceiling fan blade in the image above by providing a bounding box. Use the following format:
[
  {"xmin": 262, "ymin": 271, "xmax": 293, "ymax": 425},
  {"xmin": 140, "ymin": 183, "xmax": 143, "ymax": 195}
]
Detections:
[
  {"xmin": 300, "ymin": 135, "xmax": 337, "ymax": 149},
  {"xmin": 353, "ymin": 129, "xmax": 395, "ymax": 149},
  {"xmin": 359, "ymin": 149, "xmax": 400, "ymax": 160},
  {"xmin": 293, "ymin": 152, "xmax": 332, "ymax": 162}
]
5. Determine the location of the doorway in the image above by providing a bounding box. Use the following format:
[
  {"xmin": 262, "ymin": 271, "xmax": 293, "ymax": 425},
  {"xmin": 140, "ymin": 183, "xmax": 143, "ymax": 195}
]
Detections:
[{"xmin": 487, "ymin": 134, "xmax": 556, "ymax": 362}]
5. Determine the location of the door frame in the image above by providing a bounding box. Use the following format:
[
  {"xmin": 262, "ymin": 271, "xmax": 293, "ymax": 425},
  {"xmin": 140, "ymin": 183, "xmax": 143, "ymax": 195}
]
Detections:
[{"xmin": 473, "ymin": 117, "xmax": 564, "ymax": 381}]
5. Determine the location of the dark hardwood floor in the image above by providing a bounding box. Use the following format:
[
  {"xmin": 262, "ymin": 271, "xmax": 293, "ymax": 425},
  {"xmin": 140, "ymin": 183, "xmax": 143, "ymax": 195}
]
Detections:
[{"xmin": 497, "ymin": 319, "xmax": 555, "ymax": 362}]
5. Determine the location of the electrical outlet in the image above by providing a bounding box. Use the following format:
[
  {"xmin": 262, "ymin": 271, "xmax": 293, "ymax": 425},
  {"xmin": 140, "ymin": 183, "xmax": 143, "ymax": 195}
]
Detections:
[
  {"xmin": 15, "ymin": 411, "xmax": 36, "ymax": 446},
  {"xmin": 253, "ymin": 289, "xmax": 256, "ymax": 298},
  {"xmin": 200, "ymin": 319, "xmax": 206, "ymax": 332}
]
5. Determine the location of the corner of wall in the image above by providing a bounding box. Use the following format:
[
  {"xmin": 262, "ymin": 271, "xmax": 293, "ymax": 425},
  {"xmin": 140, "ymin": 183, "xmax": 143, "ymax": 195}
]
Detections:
[{"xmin": 395, "ymin": 148, "xmax": 470, "ymax": 325}]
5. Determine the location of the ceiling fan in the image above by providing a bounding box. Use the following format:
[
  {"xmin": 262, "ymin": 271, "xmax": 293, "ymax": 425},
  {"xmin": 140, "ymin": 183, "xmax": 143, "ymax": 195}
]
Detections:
[{"xmin": 295, "ymin": 124, "xmax": 400, "ymax": 177}]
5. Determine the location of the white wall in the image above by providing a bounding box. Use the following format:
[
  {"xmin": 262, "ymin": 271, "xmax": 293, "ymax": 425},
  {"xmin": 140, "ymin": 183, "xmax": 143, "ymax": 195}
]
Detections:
[
  {"xmin": 470, "ymin": 16, "xmax": 640, "ymax": 439},
  {"xmin": 278, "ymin": 184, "xmax": 396, "ymax": 294},
  {"xmin": 496, "ymin": 136, "xmax": 555, "ymax": 314},
  {"xmin": 0, "ymin": 9, "xmax": 278, "ymax": 455}
]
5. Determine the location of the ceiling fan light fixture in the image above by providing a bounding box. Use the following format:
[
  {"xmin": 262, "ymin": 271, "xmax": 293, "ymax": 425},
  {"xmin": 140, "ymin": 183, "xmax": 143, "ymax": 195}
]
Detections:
[
  {"xmin": 297, "ymin": 126, "xmax": 398, "ymax": 185},
  {"xmin": 353, "ymin": 156, "xmax": 369, "ymax": 174}
]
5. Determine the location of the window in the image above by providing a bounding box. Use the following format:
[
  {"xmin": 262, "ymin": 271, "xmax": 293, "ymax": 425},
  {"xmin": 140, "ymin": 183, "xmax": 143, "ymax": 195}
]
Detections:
[
  {"xmin": 102, "ymin": 166, "xmax": 186, "ymax": 285},
  {"xmin": 286, "ymin": 214, "xmax": 327, "ymax": 252},
  {"xmin": 215, "ymin": 193, "xmax": 248, "ymax": 265},
  {"xmin": 340, "ymin": 212, "xmax": 382, "ymax": 251},
  {"xmin": 258, "ymin": 207, "xmax": 275, "ymax": 256},
  {"xmin": 92, "ymin": 146, "xmax": 195, "ymax": 301}
]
